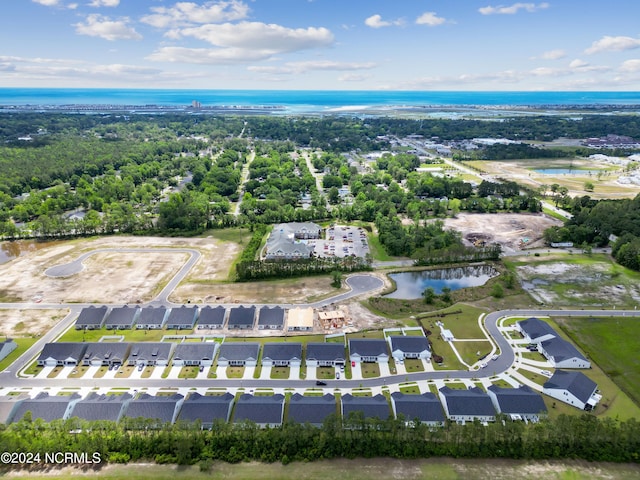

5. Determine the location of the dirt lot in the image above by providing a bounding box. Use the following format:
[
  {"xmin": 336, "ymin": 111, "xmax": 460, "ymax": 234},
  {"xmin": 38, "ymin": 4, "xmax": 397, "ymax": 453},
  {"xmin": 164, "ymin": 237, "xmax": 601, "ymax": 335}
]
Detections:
[
  {"xmin": 443, "ymin": 212, "xmax": 562, "ymax": 254},
  {"xmin": 0, "ymin": 309, "xmax": 68, "ymax": 336}
]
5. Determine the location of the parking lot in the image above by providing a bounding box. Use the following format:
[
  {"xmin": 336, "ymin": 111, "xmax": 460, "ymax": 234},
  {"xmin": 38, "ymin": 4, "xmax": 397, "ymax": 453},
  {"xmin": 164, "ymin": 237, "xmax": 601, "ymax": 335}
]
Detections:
[{"xmin": 307, "ymin": 226, "xmax": 369, "ymax": 259}]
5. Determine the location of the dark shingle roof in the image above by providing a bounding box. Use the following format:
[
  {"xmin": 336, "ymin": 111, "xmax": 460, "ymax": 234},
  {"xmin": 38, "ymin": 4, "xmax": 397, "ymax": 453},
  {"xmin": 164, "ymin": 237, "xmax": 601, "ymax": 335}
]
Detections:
[
  {"xmin": 262, "ymin": 343, "xmax": 302, "ymax": 362},
  {"xmin": 70, "ymin": 392, "xmax": 132, "ymax": 422},
  {"xmin": 123, "ymin": 393, "xmax": 183, "ymax": 423},
  {"xmin": 517, "ymin": 317, "xmax": 557, "ymax": 340},
  {"xmin": 487, "ymin": 385, "xmax": 547, "ymax": 415},
  {"xmin": 173, "ymin": 343, "xmax": 217, "ymax": 362},
  {"xmin": 233, "ymin": 394, "xmax": 284, "ymax": 425},
  {"xmin": 257, "ymin": 307, "xmax": 285, "ymax": 327},
  {"xmin": 544, "ymin": 370, "xmax": 597, "ymax": 403},
  {"xmin": 227, "ymin": 306, "xmax": 256, "ymax": 328},
  {"xmin": 349, "ymin": 339, "xmax": 389, "ymax": 357},
  {"xmin": 128, "ymin": 342, "xmax": 173, "ymax": 363},
  {"xmin": 104, "ymin": 306, "xmax": 139, "ymax": 328},
  {"xmin": 389, "ymin": 336, "xmax": 430, "ymax": 354},
  {"xmin": 287, "ymin": 393, "xmax": 336, "ymax": 426},
  {"xmin": 391, "ymin": 392, "xmax": 445, "ymax": 423},
  {"xmin": 75, "ymin": 306, "xmax": 108, "ymax": 328},
  {"xmin": 342, "ymin": 394, "xmax": 390, "ymax": 420},
  {"xmin": 138, "ymin": 306, "xmax": 168, "ymax": 327},
  {"xmin": 0, "ymin": 394, "xmax": 28, "ymax": 424},
  {"xmin": 177, "ymin": 393, "xmax": 234, "ymax": 425},
  {"xmin": 218, "ymin": 342, "xmax": 260, "ymax": 362},
  {"xmin": 11, "ymin": 392, "xmax": 81, "ymax": 423},
  {"xmin": 166, "ymin": 306, "xmax": 198, "ymax": 327},
  {"xmin": 306, "ymin": 342, "xmax": 345, "ymax": 362},
  {"xmin": 439, "ymin": 387, "xmax": 496, "ymax": 417},
  {"xmin": 38, "ymin": 342, "xmax": 88, "ymax": 363},
  {"xmin": 540, "ymin": 337, "xmax": 587, "ymax": 363},
  {"xmin": 82, "ymin": 342, "xmax": 130, "ymax": 363},
  {"xmin": 197, "ymin": 306, "xmax": 226, "ymax": 326}
]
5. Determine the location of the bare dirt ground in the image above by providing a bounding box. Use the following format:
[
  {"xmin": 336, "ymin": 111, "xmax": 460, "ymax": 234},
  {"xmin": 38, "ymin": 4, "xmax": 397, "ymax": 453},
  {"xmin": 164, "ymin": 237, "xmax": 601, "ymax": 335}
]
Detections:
[
  {"xmin": 443, "ymin": 212, "xmax": 562, "ymax": 254},
  {"xmin": 0, "ymin": 309, "xmax": 68, "ymax": 337}
]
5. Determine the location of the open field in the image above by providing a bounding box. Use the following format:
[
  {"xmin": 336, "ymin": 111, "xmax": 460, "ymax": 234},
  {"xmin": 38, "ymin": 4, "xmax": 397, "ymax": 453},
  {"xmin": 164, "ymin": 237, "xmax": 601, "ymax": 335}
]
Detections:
[
  {"xmin": 509, "ymin": 254, "xmax": 640, "ymax": 307},
  {"xmin": 0, "ymin": 309, "xmax": 68, "ymax": 337},
  {"xmin": 7, "ymin": 458, "xmax": 640, "ymax": 480},
  {"xmin": 463, "ymin": 158, "xmax": 640, "ymax": 199}
]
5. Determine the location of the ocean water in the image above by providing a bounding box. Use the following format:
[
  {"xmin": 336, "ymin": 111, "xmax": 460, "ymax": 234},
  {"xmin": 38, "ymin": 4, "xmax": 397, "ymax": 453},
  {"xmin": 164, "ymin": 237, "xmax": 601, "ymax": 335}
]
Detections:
[{"xmin": 1, "ymin": 89, "xmax": 639, "ymax": 114}]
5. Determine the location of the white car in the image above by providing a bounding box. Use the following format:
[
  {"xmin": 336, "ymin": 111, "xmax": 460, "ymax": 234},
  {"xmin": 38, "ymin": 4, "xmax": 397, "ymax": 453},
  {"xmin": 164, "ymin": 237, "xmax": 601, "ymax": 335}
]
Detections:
[
  {"xmin": 540, "ymin": 370, "xmax": 552, "ymax": 377},
  {"xmin": 491, "ymin": 354, "xmax": 499, "ymax": 361}
]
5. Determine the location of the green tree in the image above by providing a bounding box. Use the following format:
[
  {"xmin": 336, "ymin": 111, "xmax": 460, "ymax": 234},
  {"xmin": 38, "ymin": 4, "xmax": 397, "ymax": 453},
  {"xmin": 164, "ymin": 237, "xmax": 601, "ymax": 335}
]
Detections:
[{"xmin": 423, "ymin": 287, "xmax": 435, "ymax": 304}]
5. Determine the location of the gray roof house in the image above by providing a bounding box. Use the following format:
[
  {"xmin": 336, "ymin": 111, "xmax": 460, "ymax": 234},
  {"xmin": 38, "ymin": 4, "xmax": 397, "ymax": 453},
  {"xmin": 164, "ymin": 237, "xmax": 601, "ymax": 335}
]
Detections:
[
  {"xmin": 543, "ymin": 370, "xmax": 600, "ymax": 411},
  {"xmin": 349, "ymin": 339, "xmax": 390, "ymax": 363},
  {"xmin": 127, "ymin": 342, "xmax": 174, "ymax": 366},
  {"xmin": 487, "ymin": 385, "xmax": 548, "ymax": 421},
  {"xmin": 196, "ymin": 306, "xmax": 226, "ymax": 330},
  {"xmin": 0, "ymin": 339, "xmax": 17, "ymax": 362},
  {"xmin": 439, "ymin": 387, "xmax": 496, "ymax": 423},
  {"xmin": 227, "ymin": 306, "xmax": 256, "ymax": 330},
  {"xmin": 287, "ymin": 393, "xmax": 336, "ymax": 427},
  {"xmin": 136, "ymin": 306, "xmax": 168, "ymax": 329},
  {"xmin": 217, "ymin": 342, "xmax": 260, "ymax": 367},
  {"xmin": 82, "ymin": 342, "xmax": 130, "ymax": 366},
  {"xmin": 261, "ymin": 343, "xmax": 303, "ymax": 367},
  {"xmin": 10, "ymin": 392, "xmax": 82, "ymax": 423},
  {"xmin": 257, "ymin": 307, "xmax": 285, "ymax": 330},
  {"xmin": 264, "ymin": 239, "xmax": 312, "ymax": 261},
  {"xmin": 516, "ymin": 317, "xmax": 557, "ymax": 344},
  {"xmin": 0, "ymin": 394, "xmax": 28, "ymax": 424},
  {"xmin": 264, "ymin": 223, "xmax": 321, "ymax": 260},
  {"xmin": 388, "ymin": 336, "xmax": 431, "ymax": 361},
  {"xmin": 165, "ymin": 306, "xmax": 198, "ymax": 330},
  {"xmin": 123, "ymin": 393, "xmax": 184, "ymax": 425},
  {"xmin": 539, "ymin": 337, "xmax": 590, "ymax": 369},
  {"xmin": 74, "ymin": 306, "xmax": 108, "ymax": 330},
  {"xmin": 342, "ymin": 394, "xmax": 391, "ymax": 422},
  {"xmin": 70, "ymin": 392, "xmax": 133, "ymax": 422},
  {"xmin": 391, "ymin": 392, "xmax": 445, "ymax": 426},
  {"xmin": 104, "ymin": 306, "xmax": 140, "ymax": 330},
  {"xmin": 177, "ymin": 392, "xmax": 234, "ymax": 428},
  {"xmin": 233, "ymin": 394, "xmax": 285, "ymax": 428},
  {"xmin": 37, "ymin": 342, "xmax": 88, "ymax": 367},
  {"xmin": 172, "ymin": 342, "xmax": 218, "ymax": 367},
  {"xmin": 305, "ymin": 342, "xmax": 346, "ymax": 367}
]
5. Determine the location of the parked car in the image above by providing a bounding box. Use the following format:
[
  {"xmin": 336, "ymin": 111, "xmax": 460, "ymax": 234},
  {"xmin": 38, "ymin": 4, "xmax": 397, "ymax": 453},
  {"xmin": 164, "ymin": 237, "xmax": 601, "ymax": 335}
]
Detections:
[
  {"xmin": 336, "ymin": 372, "xmax": 340, "ymax": 379},
  {"xmin": 315, "ymin": 381, "xmax": 327, "ymax": 386}
]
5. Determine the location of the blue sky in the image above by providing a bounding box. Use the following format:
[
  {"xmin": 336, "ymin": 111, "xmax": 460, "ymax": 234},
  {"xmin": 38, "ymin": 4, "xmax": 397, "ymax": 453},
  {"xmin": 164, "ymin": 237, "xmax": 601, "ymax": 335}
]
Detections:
[{"xmin": 1, "ymin": 0, "xmax": 640, "ymax": 90}]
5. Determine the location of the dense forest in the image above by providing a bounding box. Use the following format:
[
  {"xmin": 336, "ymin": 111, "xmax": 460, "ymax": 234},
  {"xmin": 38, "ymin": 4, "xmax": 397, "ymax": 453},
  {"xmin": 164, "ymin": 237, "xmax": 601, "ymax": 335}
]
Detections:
[{"xmin": 0, "ymin": 414, "xmax": 638, "ymax": 468}]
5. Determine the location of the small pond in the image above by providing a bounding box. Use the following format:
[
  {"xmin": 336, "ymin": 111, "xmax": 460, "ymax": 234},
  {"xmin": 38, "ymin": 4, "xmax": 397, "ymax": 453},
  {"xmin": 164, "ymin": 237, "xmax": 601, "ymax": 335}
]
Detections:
[
  {"xmin": 0, "ymin": 239, "xmax": 61, "ymax": 265},
  {"xmin": 532, "ymin": 168, "xmax": 597, "ymax": 175},
  {"xmin": 384, "ymin": 265, "xmax": 499, "ymax": 299}
]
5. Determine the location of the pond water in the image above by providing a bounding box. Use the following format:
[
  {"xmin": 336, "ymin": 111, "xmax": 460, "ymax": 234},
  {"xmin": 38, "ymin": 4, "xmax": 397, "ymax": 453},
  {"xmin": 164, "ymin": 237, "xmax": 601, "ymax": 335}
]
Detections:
[
  {"xmin": 384, "ymin": 265, "xmax": 499, "ymax": 299},
  {"xmin": 533, "ymin": 168, "xmax": 596, "ymax": 175},
  {"xmin": 0, "ymin": 239, "xmax": 60, "ymax": 265}
]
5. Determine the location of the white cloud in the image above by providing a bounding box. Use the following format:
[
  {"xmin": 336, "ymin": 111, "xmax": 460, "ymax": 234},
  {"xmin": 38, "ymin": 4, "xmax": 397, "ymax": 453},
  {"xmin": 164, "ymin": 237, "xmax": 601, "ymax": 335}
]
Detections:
[
  {"xmin": 585, "ymin": 35, "xmax": 640, "ymax": 54},
  {"xmin": 147, "ymin": 46, "xmax": 272, "ymax": 64},
  {"xmin": 538, "ymin": 49, "xmax": 566, "ymax": 60},
  {"xmin": 415, "ymin": 12, "xmax": 446, "ymax": 27},
  {"xmin": 479, "ymin": 2, "xmax": 549, "ymax": 15},
  {"xmin": 141, "ymin": 1, "xmax": 249, "ymax": 28},
  {"xmin": 32, "ymin": 0, "xmax": 61, "ymax": 5},
  {"xmin": 569, "ymin": 59, "xmax": 588, "ymax": 69},
  {"xmin": 88, "ymin": 0, "xmax": 119, "ymax": 6},
  {"xmin": 176, "ymin": 22, "xmax": 334, "ymax": 53},
  {"xmin": 74, "ymin": 14, "xmax": 142, "ymax": 41},
  {"xmin": 620, "ymin": 59, "xmax": 640, "ymax": 72},
  {"xmin": 248, "ymin": 60, "xmax": 376, "ymax": 74},
  {"xmin": 364, "ymin": 14, "xmax": 404, "ymax": 28},
  {"xmin": 339, "ymin": 73, "xmax": 370, "ymax": 82}
]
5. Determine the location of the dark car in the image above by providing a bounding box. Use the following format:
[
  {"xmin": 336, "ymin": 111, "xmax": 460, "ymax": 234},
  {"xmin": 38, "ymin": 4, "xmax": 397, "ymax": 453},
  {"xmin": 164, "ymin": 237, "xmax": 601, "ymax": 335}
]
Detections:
[{"xmin": 315, "ymin": 381, "xmax": 327, "ymax": 386}]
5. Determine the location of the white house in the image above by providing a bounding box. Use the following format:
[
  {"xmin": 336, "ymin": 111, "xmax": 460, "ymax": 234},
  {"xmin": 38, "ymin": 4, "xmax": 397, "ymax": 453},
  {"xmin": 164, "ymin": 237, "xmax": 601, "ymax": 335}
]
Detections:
[{"xmin": 543, "ymin": 370, "xmax": 601, "ymax": 411}]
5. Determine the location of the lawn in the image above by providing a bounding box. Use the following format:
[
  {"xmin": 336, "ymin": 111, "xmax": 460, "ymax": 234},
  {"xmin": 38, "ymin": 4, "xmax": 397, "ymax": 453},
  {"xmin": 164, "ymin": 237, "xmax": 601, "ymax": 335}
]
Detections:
[
  {"xmin": 554, "ymin": 315, "xmax": 640, "ymax": 413},
  {"xmin": 270, "ymin": 367, "xmax": 290, "ymax": 379},
  {"xmin": 403, "ymin": 359, "xmax": 424, "ymax": 373},
  {"xmin": 316, "ymin": 367, "xmax": 335, "ymax": 380},
  {"xmin": 0, "ymin": 337, "xmax": 40, "ymax": 372},
  {"xmin": 58, "ymin": 328, "xmax": 179, "ymax": 343},
  {"xmin": 360, "ymin": 363, "xmax": 380, "ymax": 378},
  {"xmin": 452, "ymin": 340, "xmax": 493, "ymax": 366}
]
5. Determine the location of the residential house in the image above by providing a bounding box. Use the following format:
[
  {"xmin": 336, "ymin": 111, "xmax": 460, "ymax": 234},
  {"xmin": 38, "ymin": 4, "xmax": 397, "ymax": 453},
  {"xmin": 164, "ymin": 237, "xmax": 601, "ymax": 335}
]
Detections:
[
  {"xmin": 0, "ymin": 339, "xmax": 17, "ymax": 362},
  {"xmin": 172, "ymin": 342, "xmax": 217, "ymax": 367},
  {"xmin": 286, "ymin": 307, "xmax": 314, "ymax": 331},
  {"xmin": 287, "ymin": 393, "xmax": 336, "ymax": 427},
  {"xmin": 123, "ymin": 393, "xmax": 184, "ymax": 425},
  {"xmin": 257, "ymin": 306, "xmax": 285, "ymax": 330},
  {"xmin": 487, "ymin": 385, "xmax": 548, "ymax": 422},
  {"xmin": 391, "ymin": 392, "xmax": 445, "ymax": 426},
  {"xmin": 516, "ymin": 317, "xmax": 557, "ymax": 344},
  {"xmin": 388, "ymin": 336, "xmax": 431, "ymax": 362},
  {"xmin": 104, "ymin": 306, "xmax": 139, "ymax": 330},
  {"xmin": 165, "ymin": 306, "xmax": 198, "ymax": 330},
  {"xmin": 82, "ymin": 342, "xmax": 130, "ymax": 367},
  {"xmin": 233, "ymin": 394, "xmax": 285, "ymax": 428},
  {"xmin": 539, "ymin": 337, "xmax": 591, "ymax": 368},
  {"xmin": 37, "ymin": 343, "xmax": 88, "ymax": 367},
  {"xmin": 10, "ymin": 392, "xmax": 81, "ymax": 423},
  {"xmin": 349, "ymin": 339, "xmax": 389, "ymax": 364},
  {"xmin": 74, "ymin": 306, "xmax": 108, "ymax": 330},
  {"xmin": 127, "ymin": 342, "xmax": 174, "ymax": 367},
  {"xmin": 177, "ymin": 392, "xmax": 234, "ymax": 428},
  {"xmin": 543, "ymin": 370, "xmax": 601, "ymax": 411},
  {"xmin": 70, "ymin": 393, "xmax": 133, "ymax": 422},
  {"xmin": 261, "ymin": 343, "xmax": 303, "ymax": 367},
  {"xmin": 136, "ymin": 306, "xmax": 168, "ymax": 330},
  {"xmin": 0, "ymin": 394, "xmax": 28, "ymax": 424},
  {"xmin": 216, "ymin": 342, "xmax": 260, "ymax": 367},
  {"xmin": 305, "ymin": 342, "xmax": 346, "ymax": 367},
  {"xmin": 439, "ymin": 387, "xmax": 496, "ymax": 424},
  {"xmin": 196, "ymin": 306, "xmax": 226, "ymax": 330},
  {"xmin": 342, "ymin": 394, "xmax": 391, "ymax": 422},
  {"xmin": 227, "ymin": 306, "xmax": 256, "ymax": 330}
]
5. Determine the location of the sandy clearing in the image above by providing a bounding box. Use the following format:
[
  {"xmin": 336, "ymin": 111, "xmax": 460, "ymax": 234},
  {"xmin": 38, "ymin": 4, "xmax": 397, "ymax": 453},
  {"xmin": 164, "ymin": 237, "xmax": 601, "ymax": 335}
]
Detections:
[{"xmin": 0, "ymin": 309, "xmax": 69, "ymax": 336}]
